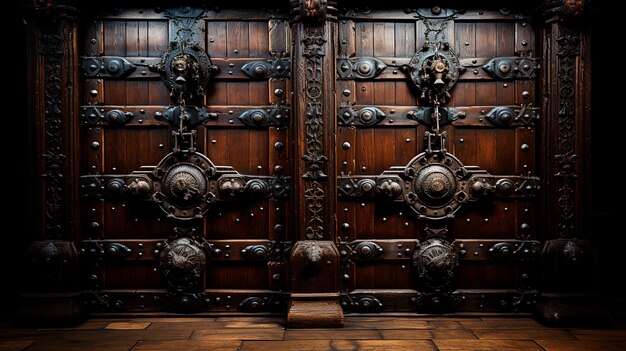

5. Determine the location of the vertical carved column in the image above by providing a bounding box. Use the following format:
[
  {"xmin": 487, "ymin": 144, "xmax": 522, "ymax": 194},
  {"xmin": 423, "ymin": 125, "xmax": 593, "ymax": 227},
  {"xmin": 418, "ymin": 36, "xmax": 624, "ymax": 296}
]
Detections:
[
  {"xmin": 287, "ymin": 0, "xmax": 343, "ymax": 327},
  {"xmin": 536, "ymin": 0, "xmax": 606, "ymax": 325},
  {"xmin": 16, "ymin": 2, "xmax": 84, "ymax": 324}
]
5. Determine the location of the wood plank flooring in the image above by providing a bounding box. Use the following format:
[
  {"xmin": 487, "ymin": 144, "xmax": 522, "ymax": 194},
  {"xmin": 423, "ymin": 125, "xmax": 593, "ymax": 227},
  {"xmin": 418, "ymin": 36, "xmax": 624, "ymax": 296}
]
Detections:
[{"xmin": 1, "ymin": 317, "xmax": 625, "ymax": 351}]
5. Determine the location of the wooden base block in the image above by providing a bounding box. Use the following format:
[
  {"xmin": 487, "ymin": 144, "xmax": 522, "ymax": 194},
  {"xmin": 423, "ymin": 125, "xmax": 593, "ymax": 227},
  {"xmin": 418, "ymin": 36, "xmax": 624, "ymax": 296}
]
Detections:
[
  {"xmin": 534, "ymin": 293, "xmax": 611, "ymax": 327},
  {"xmin": 286, "ymin": 294, "xmax": 344, "ymax": 328},
  {"xmin": 13, "ymin": 292, "xmax": 86, "ymax": 326}
]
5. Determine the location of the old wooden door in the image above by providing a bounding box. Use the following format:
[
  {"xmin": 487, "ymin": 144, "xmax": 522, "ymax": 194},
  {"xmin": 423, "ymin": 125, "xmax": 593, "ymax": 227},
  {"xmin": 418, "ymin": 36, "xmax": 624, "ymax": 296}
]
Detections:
[{"xmin": 24, "ymin": 0, "xmax": 594, "ymax": 324}]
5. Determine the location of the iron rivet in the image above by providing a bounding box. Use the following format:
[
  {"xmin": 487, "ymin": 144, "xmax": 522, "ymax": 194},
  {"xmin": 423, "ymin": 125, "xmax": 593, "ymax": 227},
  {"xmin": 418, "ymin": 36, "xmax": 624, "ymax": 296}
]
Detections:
[
  {"xmin": 344, "ymin": 208, "xmax": 349, "ymax": 212},
  {"xmin": 504, "ymin": 207, "xmax": 509, "ymax": 211},
  {"xmin": 390, "ymin": 109, "xmax": 395, "ymax": 114},
  {"xmin": 89, "ymin": 89, "xmax": 98, "ymax": 97},
  {"xmin": 503, "ymin": 83, "xmax": 508, "ymax": 88},
  {"xmin": 431, "ymin": 6, "xmax": 442, "ymax": 15},
  {"xmin": 466, "ymin": 218, "xmax": 470, "ymax": 222},
  {"xmin": 235, "ymin": 218, "xmax": 240, "ymax": 223},
  {"xmin": 459, "ymin": 138, "xmax": 464, "ymax": 143},
  {"xmin": 361, "ymin": 166, "xmax": 366, "ymax": 171},
  {"xmin": 522, "ymin": 40, "xmax": 528, "ymax": 46},
  {"xmin": 274, "ymin": 141, "xmax": 284, "ymax": 150},
  {"xmin": 473, "ymin": 69, "xmax": 479, "ymax": 75},
  {"xmin": 472, "ymin": 59, "xmax": 477, "ymax": 64},
  {"xmin": 361, "ymin": 86, "xmax": 366, "ymax": 91},
  {"xmin": 393, "ymin": 70, "xmax": 398, "ymax": 74},
  {"xmin": 405, "ymin": 138, "xmax": 411, "ymax": 143},
  {"xmin": 229, "ymin": 63, "xmax": 234, "ymax": 67},
  {"xmin": 228, "ymin": 119, "xmax": 234, "ymax": 124},
  {"xmin": 257, "ymin": 165, "xmax": 262, "ymax": 170},
  {"xmin": 465, "ymin": 41, "xmax": 469, "ymax": 46},
  {"xmin": 343, "ymin": 89, "xmax": 351, "ymax": 96},
  {"xmin": 342, "ymin": 142, "xmax": 351, "ymax": 150},
  {"xmin": 274, "ymin": 88, "xmax": 284, "ymax": 96},
  {"xmin": 90, "ymin": 38, "xmax": 96, "ymax": 44},
  {"xmin": 209, "ymin": 37, "xmax": 215, "ymax": 43},
  {"xmin": 211, "ymin": 139, "xmax": 217, "ymax": 144},
  {"xmin": 522, "ymin": 91, "xmax": 530, "ymax": 98},
  {"xmin": 521, "ymin": 144, "xmax": 530, "ymax": 151},
  {"xmin": 361, "ymin": 203, "xmax": 366, "ymax": 207},
  {"xmin": 342, "ymin": 160, "xmax": 348, "ymax": 166},
  {"xmin": 484, "ymin": 218, "xmax": 489, "ymax": 222},
  {"xmin": 91, "ymin": 141, "xmax": 100, "ymax": 150},
  {"xmin": 138, "ymin": 119, "xmax": 143, "ymax": 124},
  {"xmin": 274, "ymin": 165, "xmax": 283, "ymax": 173},
  {"xmin": 382, "ymin": 217, "xmax": 387, "ymax": 222},
  {"xmin": 234, "ymin": 49, "xmax": 239, "ymax": 54}
]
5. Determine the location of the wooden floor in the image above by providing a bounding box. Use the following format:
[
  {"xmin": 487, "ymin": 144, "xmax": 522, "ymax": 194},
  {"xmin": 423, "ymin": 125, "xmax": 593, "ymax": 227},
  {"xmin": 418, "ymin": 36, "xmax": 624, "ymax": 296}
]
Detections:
[{"xmin": 1, "ymin": 316, "xmax": 625, "ymax": 351}]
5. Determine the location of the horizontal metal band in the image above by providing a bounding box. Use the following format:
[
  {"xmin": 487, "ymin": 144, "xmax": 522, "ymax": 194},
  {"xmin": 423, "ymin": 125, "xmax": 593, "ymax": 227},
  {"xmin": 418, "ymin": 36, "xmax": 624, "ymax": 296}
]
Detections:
[
  {"xmin": 81, "ymin": 56, "xmax": 290, "ymax": 80},
  {"xmin": 80, "ymin": 239, "xmax": 292, "ymax": 263},
  {"xmin": 338, "ymin": 57, "xmax": 538, "ymax": 82},
  {"xmin": 342, "ymin": 289, "xmax": 538, "ymax": 313},
  {"xmin": 86, "ymin": 289, "xmax": 289, "ymax": 313},
  {"xmin": 336, "ymin": 105, "xmax": 537, "ymax": 128},
  {"xmin": 79, "ymin": 105, "xmax": 290, "ymax": 128}
]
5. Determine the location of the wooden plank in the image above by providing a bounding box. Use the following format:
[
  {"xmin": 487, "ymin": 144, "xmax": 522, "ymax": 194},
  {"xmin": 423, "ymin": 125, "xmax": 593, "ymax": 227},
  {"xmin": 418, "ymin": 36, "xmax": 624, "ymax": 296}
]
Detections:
[
  {"xmin": 435, "ymin": 339, "xmax": 545, "ymax": 351},
  {"xmin": 242, "ymin": 340, "xmax": 438, "ymax": 351},
  {"xmin": 226, "ymin": 21, "xmax": 250, "ymax": 57},
  {"xmin": 59, "ymin": 329, "xmax": 193, "ymax": 341},
  {"xmin": 284, "ymin": 329, "xmax": 381, "ymax": 340},
  {"xmin": 458, "ymin": 318, "xmax": 545, "ymax": 329},
  {"xmin": 104, "ymin": 321, "xmax": 151, "ymax": 330},
  {"xmin": 471, "ymin": 328, "xmax": 575, "ymax": 340},
  {"xmin": 515, "ymin": 21, "xmax": 535, "ymax": 55},
  {"xmin": 536, "ymin": 340, "xmax": 626, "ymax": 351},
  {"xmin": 191, "ymin": 328, "xmax": 284, "ymax": 341},
  {"xmin": 22, "ymin": 340, "xmax": 138, "ymax": 351},
  {"xmin": 568, "ymin": 329, "xmax": 626, "ymax": 341},
  {"xmin": 0, "ymin": 340, "xmax": 34, "ymax": 351},
  {"xmin": 345, "ymin": 319, "xmax": 431, "ymax": 330},
  {"xmin": 132, "ymin": 340, "xmax": 242, "ymax": 351},
  {"xmin": 381, "ymin": 329, "xmax": 478, "ymax": 339}
]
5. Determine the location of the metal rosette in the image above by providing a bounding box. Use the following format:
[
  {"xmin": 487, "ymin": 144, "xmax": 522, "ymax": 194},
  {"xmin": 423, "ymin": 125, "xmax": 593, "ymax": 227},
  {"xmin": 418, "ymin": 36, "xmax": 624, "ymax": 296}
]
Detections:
[
  {"xmin": 152, "ymin": 152, "xmax": 217, "ymax": 220},
  {"xmin": 402, "ymin": 151, "xmax": 470, "ymax": 220},
  {"xmin": 406, "ymin": 43, "xmax": 461, "ymax": 104},
  {"xmin": 412, "ymin": 238, "xmax": 459, "ymax": 291},
  {"xmin": 160, "ymin": 236, "xmax": 211, "ymax": 292},
  {"xmin": 157, "ymin": 41, "xmax": 214, "ymax": 99}
]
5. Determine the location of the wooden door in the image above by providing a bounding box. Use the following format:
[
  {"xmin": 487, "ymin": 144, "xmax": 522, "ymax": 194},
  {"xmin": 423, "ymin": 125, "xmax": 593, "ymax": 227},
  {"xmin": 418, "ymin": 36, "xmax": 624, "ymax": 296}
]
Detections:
[
  {"xmin": 24, "ymin": 0, "xmax": 594, "ymax": 323},
  {"xmin": 78, "ymin": 8, "xmax": 293, "ymax": 313},
  {"xmin": 334, "ymin": 8, "xmax": 540, "ymax": 313}
]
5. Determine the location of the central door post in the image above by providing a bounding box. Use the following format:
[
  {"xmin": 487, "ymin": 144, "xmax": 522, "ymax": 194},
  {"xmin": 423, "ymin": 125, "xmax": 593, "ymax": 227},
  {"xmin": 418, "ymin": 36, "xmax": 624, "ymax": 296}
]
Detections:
[{"xmin": 287, "ymin": 0, "xmax": 343, "ymax": 327}]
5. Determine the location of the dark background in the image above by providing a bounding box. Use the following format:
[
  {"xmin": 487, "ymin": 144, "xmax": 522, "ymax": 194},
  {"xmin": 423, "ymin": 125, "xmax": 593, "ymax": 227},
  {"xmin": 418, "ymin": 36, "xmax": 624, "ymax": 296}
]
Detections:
[{"xmin": 1, "ymin": 1, "xmax": 622, "ymax": 318}]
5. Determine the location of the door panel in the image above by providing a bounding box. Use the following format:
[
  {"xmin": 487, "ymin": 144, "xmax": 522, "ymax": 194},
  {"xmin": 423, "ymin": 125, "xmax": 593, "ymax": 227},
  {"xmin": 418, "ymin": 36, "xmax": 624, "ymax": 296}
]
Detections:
[
  {"xmin": 336, "ymin": 9, "xmax": 539, "ymax": 313},
  {"xmin": 79, "ymin": 9, "xmax": 292, "ymax": 313}
]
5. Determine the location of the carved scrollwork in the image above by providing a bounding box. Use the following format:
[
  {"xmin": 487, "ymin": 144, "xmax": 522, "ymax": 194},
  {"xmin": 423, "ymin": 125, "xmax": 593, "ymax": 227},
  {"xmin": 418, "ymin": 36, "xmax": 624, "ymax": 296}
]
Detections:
[
  {"xmin": 160, "ymin": 234, "xmax": 210, "ymax": 291},
  {"xmin": 238, "ymin": 107, "xmax": 290, "ymax": 127},
  {"xmin": 485, "ymin": 105, "xmax": 539, "ymax": 127},
  {"xmin": 412, "ymin": 238, "xmax": 459, "ymax": 291},
  {"xmin": 407, "ymin": 106, "xmax": 465, "ymax": 127},
  {"xmin": 81, "ymin": 56, "xmax": 137, "ymax": 78},
  {"xmin": 482, "ymin": 57, "xmax": 538, "ymax": 80},
  {"xmin": 337, "ymin": 57, "xmax": 387, "ymax": 79},
  {"xmin": 338, "ymin": 106, "xmax": 385, "ymax": 126},
  {"xmin": 241, "ymin": 58, "xmax": 291, "ymax": 79}
]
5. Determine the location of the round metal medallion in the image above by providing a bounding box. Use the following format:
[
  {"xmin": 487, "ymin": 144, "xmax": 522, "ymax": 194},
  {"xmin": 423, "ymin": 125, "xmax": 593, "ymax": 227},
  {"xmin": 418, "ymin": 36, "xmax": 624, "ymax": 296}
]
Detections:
[
  {"xmin": 412, "ymin": 238, "xmax": 459, "ymax": 290},
  {"xmin": 160, "ymin": 237, "xmax": 208, "ymax": 291},
  {"xmin": 414, "ymin": 165, "xmax": 457, "ymax": 207},
  {"xmin": 163, "ymin": 164, "xmax": 208, "ymax": 207}
]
